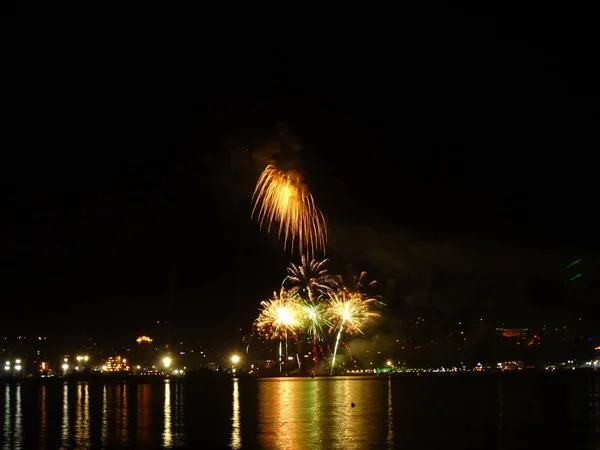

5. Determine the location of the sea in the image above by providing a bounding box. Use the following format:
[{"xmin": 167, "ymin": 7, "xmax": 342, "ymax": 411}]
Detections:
[{"xmin": 1, "ymin": 373, "xmax": 599, "ymax": 449}]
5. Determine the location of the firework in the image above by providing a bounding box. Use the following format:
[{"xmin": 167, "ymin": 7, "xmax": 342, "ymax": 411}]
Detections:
[
  {"xmin": 254, "ymin": 288, "xmax": 302, "ymax": 340},
  {"xmin": 284, "ymin": 256, "xmax": 338, "ymax": 301},
  {"xmin": 251, "ymin": 165, "xmax": 327, "ymax": 259},
  {"xmin": 327, "ymin": 290, "xmax": 381, "ymax": 374},
  {"xmin": 254, "ymin": 288, "xmax": 303, "ymax": 374},
  {"xmin": 299, "ymin": 299, "xmax": 331, "ymax": 340}
]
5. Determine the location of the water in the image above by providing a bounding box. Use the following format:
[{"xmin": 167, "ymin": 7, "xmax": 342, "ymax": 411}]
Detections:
[{"xmin": 1, "ymin": 374, "xmax": 599, "ymax": 449}]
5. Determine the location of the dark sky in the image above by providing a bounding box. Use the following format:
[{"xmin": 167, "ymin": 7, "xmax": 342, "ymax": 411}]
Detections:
[{"xmin": 2, "ymin": 10, "xmax": 598, "ymax": 344}]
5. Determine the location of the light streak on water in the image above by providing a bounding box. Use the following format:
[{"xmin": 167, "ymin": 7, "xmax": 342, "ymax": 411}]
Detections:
[
  {"xmin": 119, "ymin": 384, "xmax": 128, "ymax": 444},
  {"xmin": 230, "ymin": 378, "xmax": 241, "ymax": 449},
  {"xmin": 101, "ymin": 385, "xmax": 108, "ymax": 446},
  {"xmin": 14, "ymin": 384, "xmax": 22, "ymax": 450},
  {"xmin": 61, "ymin": 383, "xmax": 70, "ymax": 448},
  {"xmin": 74, "ymin": 383, "xmax": 91, "ymax": 449},
  {"xmin": 387, "ymin": 378, "xmax": 394, "ymax": 446},
  {"xmin": 40, "ymin": 385, "xmax": 47, "ymax": 449},
  {"xmin": 3, "ymin": 384, "xmax": 11, "ymax": 450},
  {"xmin": 163, "ymin": 380, "xmax": 172, "ymax": 448}
]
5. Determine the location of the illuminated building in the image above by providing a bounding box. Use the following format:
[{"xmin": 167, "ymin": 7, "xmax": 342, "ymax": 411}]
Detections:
[
  {"xmin": 102, "ymin": 356, "xmax": 130, "ymax": 372},
  {"xmin": 136, "ymin": 336, "xmax": 155, "ymax": 370}
]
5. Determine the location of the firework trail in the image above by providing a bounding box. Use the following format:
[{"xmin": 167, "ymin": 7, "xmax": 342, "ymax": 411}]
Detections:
[
  {"xmin": 328, "ymin": 290, "xmax": 381, "ymax": 375},
  {"xmin": 254, "ymin": 288, "xmax": 302, "ymax": 374},
  {"xmin": 299, "ymin": 299, "xmax": 331, "ymax": 366},
  {"xmin": 252, "ymin": 165, "xmax": 327, "ymax": 260}
]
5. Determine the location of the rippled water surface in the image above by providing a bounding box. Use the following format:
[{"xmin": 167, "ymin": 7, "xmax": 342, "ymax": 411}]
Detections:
[{"xmin": 1, "ymin": 375, "xmax": 599, "ymax": 449}]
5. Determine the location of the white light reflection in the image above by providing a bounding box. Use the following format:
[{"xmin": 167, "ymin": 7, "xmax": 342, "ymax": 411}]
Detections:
[
  {"xmin": 14, "ymin": 384, "xmax": 22, "ymax": 449},
  {"xmin": 3, "ymin": 384, "xmax": 11, "ymax": 449},
  {"xmin": 386, "ymin": 378, "xmax": 394, "ymax": 446},
  {"xmin": 230, "ymin": 378, "xmax": 241, "ymax": 449},
  {"xmin": 101, "ymin": 385, "xmax": 108, "ymax": 446},
  {"xmin": 163, "ymin": 380, "xmax": 172, "ymax": 448},
  {"xmin": 61, "ymin": 383, "xmax": 70, "ymax": 448}
]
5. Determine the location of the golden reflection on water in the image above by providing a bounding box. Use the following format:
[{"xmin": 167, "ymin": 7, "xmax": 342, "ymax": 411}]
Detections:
[
  {"xmin": 163, "ymin": 380, "xmax": 172, "ymax": 448},
  {"xmin": 101, "ymin": 385, "xmax": 107, "ymax": 446},
  {"xmin": 74, "ymin": 383, "xmax": 90, "ymax": 449},
  {"xmin": 230, "ymin": 378, "xmax": 241, "ymax": 449},
  {"xmin": 119, "ymin": 384, "xmax": 128, "ymax": 444},
  {"xmin": 277, "ymin": 379, "xmax": 294, "ymax": 448},
  {"xmin": 257, "ymin": 377, "xmax": 392, "ymax": 450},
  {"xmin": 39, "ymin": 385, "xmax": 47, "ymax": 449},
  {"xmin": 332, "ymin": 379, "xmax": 354, "ymax": 446},
  {"xmin": 14, "ymin": 384, "xmax": 22, "ymax": 450},
  {"xmin": 61, "ymin": 383, "xmax": 70, "ymax": 448},
  {"xmin": 136, "ymin": 384, "xmax": 152, "ymax": 446},
  {"xmin": 308, "ymin": 379, "xmax": 323, "ymax": 444}
]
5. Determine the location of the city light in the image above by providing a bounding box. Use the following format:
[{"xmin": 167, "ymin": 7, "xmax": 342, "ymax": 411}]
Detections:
[
  {"xmin": 163, "ymin": 357, "xmax": 172, "ymax": 368},
  {"xmin": 137, "ymin": 335, "xmax": 153, "ymax": 344},
  {"xmin": 231, "ymin": 355, "xmax": 240, "ymax": 364},
  {"xmin": 14, "ymin": 365, "xmax": 21, "ymax": 371}
]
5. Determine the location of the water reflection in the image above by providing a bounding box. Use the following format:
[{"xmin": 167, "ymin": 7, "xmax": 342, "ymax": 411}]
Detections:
[
  {"xmin": 74, "ymin": 383, "xmax": 90, "ymax": 449},
  {"xmin": 230, "ymin": 378, "xmax": 241, "ymax": 449},
  {"xmin": 39, "ymin": 385, "xmax": 47, "ymax": 449},
  {"xmin": 309, "ymin": 379, "xmax": 323, "ymax": 444},
  {"xmin": 3, "ymin": 384, "xmax": 11, "ymax": 449},
  {"xmin": 136, "ymin": 384, "xmax": 152, "ymax": 446},
  {"xmin": 61, "ymin": 383, "xmax": 70, "ymax": 448},
  {"xmin": 163, "ymin": 380, "xmax": 172, "ymax": 448},
  {"xmin": 278, "ymin": 380, "xmax": 293, "ymax": 446},
  {"xmin": 14, "ymin": 385, "xmax": 21, "ymax": 450},
  {"xmin": 257, "ymin": 377, "xmax": 393, "ymax": 450},
  {"xmin": 172, "ymin": 382, "xmax": 184, "ymax": 447},
  {"xmin": 0, "ymin": 375, "xmax": 597, "ymax": 449},
  {"xmin": 387, "ymin": 378, "xmax": 394, "ymax": 446},
  {"xmin": 101, "ymin": 385, "xmax": 107, "ymax": 446},
  {"xmin": 117, "ymin": 384, "xmax": 128, "ymax": 444},
  {"xmin": 593, "ymin": 375, "xmax": 600, "ymax": 450}
]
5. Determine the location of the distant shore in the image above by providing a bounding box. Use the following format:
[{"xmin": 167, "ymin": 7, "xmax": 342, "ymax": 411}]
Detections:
[{"xmin": 1, "ymin": 368, "xmax": 598, "ymax": 384}]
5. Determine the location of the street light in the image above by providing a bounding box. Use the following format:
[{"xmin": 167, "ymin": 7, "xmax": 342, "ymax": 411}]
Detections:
[
  {"xmin": 231, "ymin": 355, "xmax": 240, "ymax": 364},
  {"xmin": 163, "ymin": 357, "xmax": 172, "ymax": 368}
]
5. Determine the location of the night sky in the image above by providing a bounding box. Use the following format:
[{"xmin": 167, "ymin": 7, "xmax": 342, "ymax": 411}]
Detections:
[{"xmin": 3, "ymin": 10, "xmax": 598, "ymax": 345}]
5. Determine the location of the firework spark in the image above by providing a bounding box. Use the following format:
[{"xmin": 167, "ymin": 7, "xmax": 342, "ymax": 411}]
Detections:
[
  {"xmin": 284, "ymin": 256, "xmax": 338, "ymax": 301},
  {"xmin": 327, "ymin": 290, "xmax": 381, "ymax": 374},
  {"xmin": 254, "ymin": 288, "xmax": 302, "ymax": 340},
  {"xmin": 299, "ymin": 300, "xmax": 331, "ymax": 340},
  {"xmin": 251, "ymin": 165, "xmax": 327, "ymax": 259}
]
